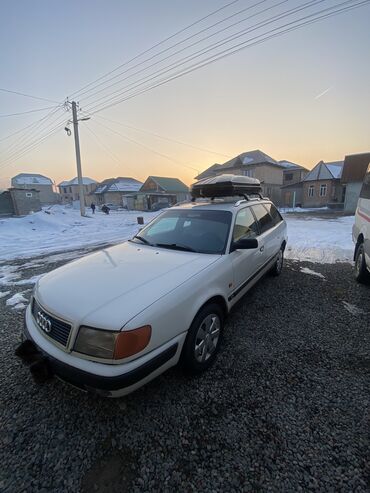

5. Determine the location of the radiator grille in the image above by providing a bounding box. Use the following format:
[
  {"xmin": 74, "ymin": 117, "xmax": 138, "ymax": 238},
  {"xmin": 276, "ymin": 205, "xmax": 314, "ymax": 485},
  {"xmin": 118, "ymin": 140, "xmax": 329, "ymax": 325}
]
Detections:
[{"xmin": 32, "ymin": 299, "xmax": 72, "ymax": 347}]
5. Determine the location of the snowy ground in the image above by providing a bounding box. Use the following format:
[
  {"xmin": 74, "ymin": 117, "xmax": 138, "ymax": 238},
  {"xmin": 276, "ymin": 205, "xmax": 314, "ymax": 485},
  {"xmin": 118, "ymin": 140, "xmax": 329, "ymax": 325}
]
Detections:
[
  {"xmin": 284, "ymin": 214, "xmax": 354, "ymax": 264},
  {"xmin": 0, "ymin": 205, "xmax": 354, "ymax": 264},
  {"xmin": 0, "ymin": 206, "xmax": 159, "ymax": 261}
]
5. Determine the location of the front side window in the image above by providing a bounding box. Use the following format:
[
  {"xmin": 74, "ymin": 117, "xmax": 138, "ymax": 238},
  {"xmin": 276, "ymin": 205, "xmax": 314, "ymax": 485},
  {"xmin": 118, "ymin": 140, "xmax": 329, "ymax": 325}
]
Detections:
[
  {"xmin": 308, "ymin": 185, "xmax": 314, "ymax": 197},
  {"xmin": 232, "ymin": 207, "xmax": 259, "ymax": 242},
  {"xmin": 320, "ymin": 184, "xmax": 327, "ymax": 197},
  {"xmin": 133, "ymin": 209, "xmax": 232, "ymax": 254},
  {"xmin": 251, "ymin": 204, "xmax": 274, "ymax": 234}
]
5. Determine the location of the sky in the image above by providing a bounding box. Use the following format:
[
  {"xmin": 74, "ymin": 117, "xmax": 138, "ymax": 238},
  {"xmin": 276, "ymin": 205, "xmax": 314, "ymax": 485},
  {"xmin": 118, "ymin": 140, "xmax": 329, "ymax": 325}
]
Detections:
[{"xmin": 0, "ymin": 0, "xmax": 369, "ymax": 189}]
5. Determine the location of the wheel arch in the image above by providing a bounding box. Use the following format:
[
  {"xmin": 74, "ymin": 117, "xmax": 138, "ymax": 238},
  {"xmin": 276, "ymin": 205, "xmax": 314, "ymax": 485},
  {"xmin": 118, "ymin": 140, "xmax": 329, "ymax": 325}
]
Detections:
[
  {"xmin": 354, "ymin": 233, "xmax": 364, "ymax": 260},
  {"xmin": 195, "ymin": 295, "xmax": 228, "ymax": 322}
]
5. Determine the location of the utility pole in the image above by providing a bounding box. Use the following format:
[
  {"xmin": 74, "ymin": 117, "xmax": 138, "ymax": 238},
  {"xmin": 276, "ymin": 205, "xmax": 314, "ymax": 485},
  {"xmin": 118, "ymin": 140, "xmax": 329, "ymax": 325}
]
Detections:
[{"xmin": 71, "ymin": 101, "xmax": 86, "ymax": 216}]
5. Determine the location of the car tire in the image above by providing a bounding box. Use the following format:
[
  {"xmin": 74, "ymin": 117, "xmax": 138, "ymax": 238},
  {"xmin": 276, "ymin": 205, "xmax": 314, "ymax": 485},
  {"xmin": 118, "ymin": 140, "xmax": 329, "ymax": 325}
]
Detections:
[
  {"xmin": 354, "ymin": 243, "xmax": 370, "ymax": 284},
  {"xmin": 181, "ymin": 303, "xmax": 224, "ymax": 375},
  {"xmin": 270, "ymin": 247, "xmax": 284, "ymax": 277}
]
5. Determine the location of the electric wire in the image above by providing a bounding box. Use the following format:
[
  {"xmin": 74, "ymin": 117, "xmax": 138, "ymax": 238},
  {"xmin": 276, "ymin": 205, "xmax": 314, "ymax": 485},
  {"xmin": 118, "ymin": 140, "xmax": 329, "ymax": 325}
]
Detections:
[
  {"xmin": 83, "ymin": 0, "xmax": 331, "ymax": 113},
  {"xmin": 86, "ymin": 0, "xmax": 368, "ymax": 115},
  {"xmin": 0, "ymin": 105, "xmax": 58, "ymax": 118},
  {"xmin": 94, "ymin": 114, "xmax": 231, "ymax": 159},
  {"xmin": 76, "ymin": 0, "xmax": 271, "ymax": 102},
  {"xmin": 92, "ymin": 118, "xmax": 200, "ymax": 174},
  {"xmin": 0, "ymin": 87, "xmax": 60, "ymax": 104},
  {"xmin": 67, "ymin": 0, "xmax": 241, "ymax": 99}
]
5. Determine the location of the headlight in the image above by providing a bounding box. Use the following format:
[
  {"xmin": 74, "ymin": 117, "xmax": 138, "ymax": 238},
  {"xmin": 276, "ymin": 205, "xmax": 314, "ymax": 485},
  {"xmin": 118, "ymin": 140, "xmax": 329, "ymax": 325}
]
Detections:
[{"xmin": 74, "ymin": 325, "xmax": 151, "ymax": 360}]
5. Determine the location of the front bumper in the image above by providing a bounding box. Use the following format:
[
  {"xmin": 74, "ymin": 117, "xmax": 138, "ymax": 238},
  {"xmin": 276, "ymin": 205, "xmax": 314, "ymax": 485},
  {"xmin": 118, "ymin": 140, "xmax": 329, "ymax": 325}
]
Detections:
[{"xmin": 20, "ymin": 307, "xmax": 182, "ymax": 397}]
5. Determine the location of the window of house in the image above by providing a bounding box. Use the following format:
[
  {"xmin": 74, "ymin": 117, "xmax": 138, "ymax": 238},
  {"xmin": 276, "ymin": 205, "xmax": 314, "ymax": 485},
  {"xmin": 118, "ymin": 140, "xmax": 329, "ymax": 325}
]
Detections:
[
  {"xmin": 308, "ymin": 185, "xmax": 314, "ymax": 197},
  {"xmin": 243, "ymin": 169, "xmax": 254, "ymax": 178},
  {"xmin": 69, "ymin": 187, "xmax": 72, "ymax": 193},
  {"xmin": 251, "ymin": 204, "xmax": 274, "ymax": 234},
  {"xmin": 26, "ymin": 192, "xmax": 32, "ymax": 198},
  {"xmin": 285, "ymin": 173, "xmax": 293, "ymax": 181},
  {"xmin": 232, "ymin": 207, "xmax": 259, "ymax": 242},
  {"xmin": 320, "ymin": 184, "xmax": 327, "ymax": 197}
]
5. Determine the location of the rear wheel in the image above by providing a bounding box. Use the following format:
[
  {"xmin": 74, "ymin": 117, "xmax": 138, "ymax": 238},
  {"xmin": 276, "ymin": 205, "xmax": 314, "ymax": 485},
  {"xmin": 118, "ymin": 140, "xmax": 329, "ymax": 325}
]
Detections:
[
  {"xmin": 270, "ymin": 247, "xmax": 284, "ymax": 276},
  {"xmin": 181, "ymin": 303, "xmax": 224, "ymax": 374},
  {"xmin": 354, "ymin": 243, "xmax": 370, "ymax": 284}
]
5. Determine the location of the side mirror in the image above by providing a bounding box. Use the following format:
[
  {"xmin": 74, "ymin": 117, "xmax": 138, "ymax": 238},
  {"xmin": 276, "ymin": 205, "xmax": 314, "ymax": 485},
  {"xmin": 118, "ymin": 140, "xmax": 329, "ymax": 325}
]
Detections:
[{"xmin": 231, "ymin": 237, "xmax": 258, "ymax": 252}]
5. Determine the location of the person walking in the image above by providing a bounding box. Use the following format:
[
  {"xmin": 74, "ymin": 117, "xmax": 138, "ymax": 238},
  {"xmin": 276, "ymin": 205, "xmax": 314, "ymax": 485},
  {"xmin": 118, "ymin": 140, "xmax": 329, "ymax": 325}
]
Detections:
[{"xmin": 91, "ymin": 203, "xmax": 96, "ymax": 214}]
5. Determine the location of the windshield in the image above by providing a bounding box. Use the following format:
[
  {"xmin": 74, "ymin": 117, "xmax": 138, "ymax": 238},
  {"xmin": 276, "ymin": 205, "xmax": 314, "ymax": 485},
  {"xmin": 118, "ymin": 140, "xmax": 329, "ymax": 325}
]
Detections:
[{"xmin": 132, "ymin": 209, "xmax": 232, "ymax": 254}]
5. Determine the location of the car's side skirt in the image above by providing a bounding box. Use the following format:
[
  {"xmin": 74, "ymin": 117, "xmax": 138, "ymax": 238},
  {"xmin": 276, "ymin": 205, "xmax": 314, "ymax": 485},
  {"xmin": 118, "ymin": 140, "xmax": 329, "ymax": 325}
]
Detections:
[{"xmin": 228, "ymin": 253, "xmax": 278, "ymax": 302}]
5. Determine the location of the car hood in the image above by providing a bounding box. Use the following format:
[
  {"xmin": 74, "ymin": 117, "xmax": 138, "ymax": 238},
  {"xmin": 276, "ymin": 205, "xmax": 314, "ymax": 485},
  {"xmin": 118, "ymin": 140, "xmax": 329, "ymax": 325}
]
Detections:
[{"xmin": 36, "ymin": 241, "xmax": 220, "ymax": 330}]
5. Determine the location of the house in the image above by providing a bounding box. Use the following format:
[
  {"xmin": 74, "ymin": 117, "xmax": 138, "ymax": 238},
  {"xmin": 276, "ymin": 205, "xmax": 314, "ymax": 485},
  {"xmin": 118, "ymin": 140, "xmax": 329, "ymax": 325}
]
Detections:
[
  {"xmin": 11, "ymin": 173, "xmax": 59, "ymax": 204},
  {"xmin": 0, "ymin": 188, "xmax": 41, "ymax": 216},
  {"xmin": 126, "ymin": 176, "xmax": 190, "ymax": 211},
  {"xmin": 301, "ymin": 160, "xmax": 345, "ymax": 208},
  {"xmin": 279, "ymin": 161, "xmax": 308, "ymax": 207},
  {"xmin": 93, "ymin": 177, "xmax": 143, "ymax": 207},
  {"xmin": 340, "ymin": 152, "xmax": 370, "ymax": 213},
  {"xmin": 195, "ymin": 150, "xmax": 286, "ymax": 205},
  {"xmin": 58, "ymin": 177, "xmax": 98, "ymax": 206}
]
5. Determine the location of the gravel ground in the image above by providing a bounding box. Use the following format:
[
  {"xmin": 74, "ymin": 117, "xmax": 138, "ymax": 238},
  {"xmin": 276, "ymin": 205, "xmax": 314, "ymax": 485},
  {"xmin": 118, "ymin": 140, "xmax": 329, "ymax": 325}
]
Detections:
[{"xmin": 0, "ymin": 251, "xmax": 369, "ymax": 492}]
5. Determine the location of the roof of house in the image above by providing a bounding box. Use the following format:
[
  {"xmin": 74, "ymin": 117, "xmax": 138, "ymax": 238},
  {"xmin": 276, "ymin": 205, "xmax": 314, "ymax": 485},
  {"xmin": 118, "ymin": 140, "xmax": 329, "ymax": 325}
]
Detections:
[
  {"xmin": 94, "ymin": 177, "xmax": 143, "ymax": 194},
  {"xmin": 303, "ymin": 160, "xmax": 344, "ymax": 182},
  {"xmin": 59, "ymin": 177, "xmax": 97, "ymax": 187},
  {"xmin": 221, "ymin": 149, "xmax": 279, "ymax": 169},
  {"xmin": 340, "ymin": 152, "xmax": 370, "ymax": 183},
  {"xmin": 279, "ymin": 160, "xmax": 308, "ymax": 171},
  {"xmin": 195, "ymin": 150, "xmax": 287, "ymax": 180},
  {"xmin": 12, "ymin": 173, "xmax": 53, "ymax": 185},
  {"xmin": 142, "ymin": 176, "xmax": 189, "ymax": 193}
]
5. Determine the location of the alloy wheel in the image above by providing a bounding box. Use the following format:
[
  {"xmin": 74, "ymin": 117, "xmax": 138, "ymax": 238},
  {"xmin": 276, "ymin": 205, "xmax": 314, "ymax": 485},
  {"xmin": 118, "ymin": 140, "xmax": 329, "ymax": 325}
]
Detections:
[{"xmin": 194, "ymin": 314, "xmax": 221, "ymax": 363}]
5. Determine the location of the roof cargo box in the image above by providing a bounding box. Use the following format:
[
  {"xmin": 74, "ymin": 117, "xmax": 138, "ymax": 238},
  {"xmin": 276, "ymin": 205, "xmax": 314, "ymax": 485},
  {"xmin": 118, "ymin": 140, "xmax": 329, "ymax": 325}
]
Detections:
[{"xmin": 191, "ymin": 174, "xmax": 262, "ymax": 199}]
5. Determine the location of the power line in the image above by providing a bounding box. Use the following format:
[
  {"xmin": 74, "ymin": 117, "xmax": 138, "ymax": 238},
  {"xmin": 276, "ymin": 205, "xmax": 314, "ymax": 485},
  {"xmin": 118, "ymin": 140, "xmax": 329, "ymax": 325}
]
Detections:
[
  {"xmin": 94, "ymin": 114, "xmax": 231, "ymax": 159},
  {"xmin": 92, "ymin": 118, "xmax": 200, "ymax": 174},
  {"xmin": 0, "ymin": 122, "xmax": 64, "ymax": 172},
  {"xmin": 77, "ymin": 0, "xmax": 270, "ymax": 103},
  {"xmin": 83, "ymin": 0, "xmax": 329, "ymax": 113},
  {"xmin": 68, "ymin": 0, "xmax": 241, "ymax": 100},
  {"xmin": 0, "ymin": 105, "xmax": 58, "ymax": 118},
  {"xmin": 0, "ymin": 87, "xmax": 60, "ymax": 104},
  {"xmin": 83, "ymin": 123, "xmax": 141, "ymax": 176},
  {"xmin": 86, "ymin": 0, "xmax": 368, "ymax": 115},
  {"xmin": 0, "ymin": 107, "xmax": 65, "ymax": 160}
]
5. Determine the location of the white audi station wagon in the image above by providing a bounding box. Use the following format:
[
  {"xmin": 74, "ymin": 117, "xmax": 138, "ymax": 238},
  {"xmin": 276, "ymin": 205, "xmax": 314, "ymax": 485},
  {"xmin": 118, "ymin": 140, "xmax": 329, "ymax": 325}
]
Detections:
[{"xmin": 17, "ymin": 175, "xmax": 287, "ymax": 397}]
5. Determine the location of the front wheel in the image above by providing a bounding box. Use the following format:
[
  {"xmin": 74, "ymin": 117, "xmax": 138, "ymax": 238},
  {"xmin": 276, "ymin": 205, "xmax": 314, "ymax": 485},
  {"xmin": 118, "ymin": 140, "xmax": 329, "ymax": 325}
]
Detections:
[
  {"xmin": 354, "ymin": 243, "xmax": 370, "ymax": 284},
  {"xmin": 270, "ymin": 247, "xmax": 284, "ymax": 276},
  {"xmin": 181, "ymin": 303, "xmax": 224, "ymax": 375}
]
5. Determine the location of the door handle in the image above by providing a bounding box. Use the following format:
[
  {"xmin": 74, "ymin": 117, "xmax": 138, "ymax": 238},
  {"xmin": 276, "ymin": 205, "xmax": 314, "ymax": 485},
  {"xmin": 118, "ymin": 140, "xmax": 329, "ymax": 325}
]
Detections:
[{"xmin": 260, "ymin": 245, "xmax": 264, "ymax": 252}]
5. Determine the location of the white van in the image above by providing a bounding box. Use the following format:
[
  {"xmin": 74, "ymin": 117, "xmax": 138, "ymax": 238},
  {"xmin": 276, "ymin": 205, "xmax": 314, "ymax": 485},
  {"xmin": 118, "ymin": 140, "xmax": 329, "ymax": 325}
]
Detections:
[{"xmin": 353, "ymin": 163, "xmax": 370, "ymax": 283}]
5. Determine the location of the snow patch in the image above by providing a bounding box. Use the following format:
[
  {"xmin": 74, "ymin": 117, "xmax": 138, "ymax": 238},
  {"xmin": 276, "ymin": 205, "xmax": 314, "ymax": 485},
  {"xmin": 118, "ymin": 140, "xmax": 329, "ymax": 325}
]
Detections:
[
  {"xmin": 12, "ymin": 303, "xmax": 27, "ymax": 310},
  {"xmin": 0, "ymin": 265, "xmax": 21, "ymax": 285},
  {"xmin": 6, "ymin": 292, "xmax": 28, "ymax": 306},
  {"xmin": 300, "ymin": 267, "xmax": 326, "ymax": 279},
  {"xmin": 0, "ymin": 290, "xmax": 11, "ymax": 299},
  {"xmin": 284, "ymin": 215, "xmax": 354, "ymax": 264},
  {"xmin": 0, "ymin": 205, "xmax": 160, "ymax": 261},
  {"xmin": 14, "ymin": 275, "xmax": 42, "ymax": 286},
  {"xmin": 342, "ymin": 301, "xmax": 366, "ymax": 316}
]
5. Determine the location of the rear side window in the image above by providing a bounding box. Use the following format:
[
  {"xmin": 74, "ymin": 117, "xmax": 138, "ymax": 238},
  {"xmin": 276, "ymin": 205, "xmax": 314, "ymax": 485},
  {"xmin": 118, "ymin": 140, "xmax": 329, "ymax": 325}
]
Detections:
[
  {"xmin": 263, "ymin": 203, "xmax": 283, "ymax": 226},
  {"xmin": 360, "ymin": 164, "xmax": 370, "ymax": 199},
  {"xmin": 251, "ymin": 204, "xmax": 274, "ymax": 234},
  {"xmin": 233, "ymin": 207, "xmax": 259, "ymax": 241}
]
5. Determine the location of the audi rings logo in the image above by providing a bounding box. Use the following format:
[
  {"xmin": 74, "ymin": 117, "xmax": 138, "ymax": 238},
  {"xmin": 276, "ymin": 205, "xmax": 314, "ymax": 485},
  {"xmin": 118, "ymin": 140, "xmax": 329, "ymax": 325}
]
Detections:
[{"xmin": 37, "ymin": 311, "xmax": 52, "ymax": 333}]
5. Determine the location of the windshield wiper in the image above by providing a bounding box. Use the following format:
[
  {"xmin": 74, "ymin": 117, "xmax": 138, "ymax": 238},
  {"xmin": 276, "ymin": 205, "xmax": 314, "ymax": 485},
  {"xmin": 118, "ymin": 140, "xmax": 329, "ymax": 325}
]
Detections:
[
  {"xmin": 131, "ymin": 235, "xmax": 152, "ymax": 246},
  {"xmin": 156, "ymin": 243, "xmax": 197, "ymax": 253}
]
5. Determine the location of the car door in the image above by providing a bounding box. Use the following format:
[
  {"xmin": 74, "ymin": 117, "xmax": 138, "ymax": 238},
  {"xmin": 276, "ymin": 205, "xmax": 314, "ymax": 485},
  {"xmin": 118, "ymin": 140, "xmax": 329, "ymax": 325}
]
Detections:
[
  {"xmin": 251, "ymin": 203, "xmax": 283, "ymax": 263},
  {"xmin": 229, "ymin": 206, "xmax": 263, "ymax": 293}
]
